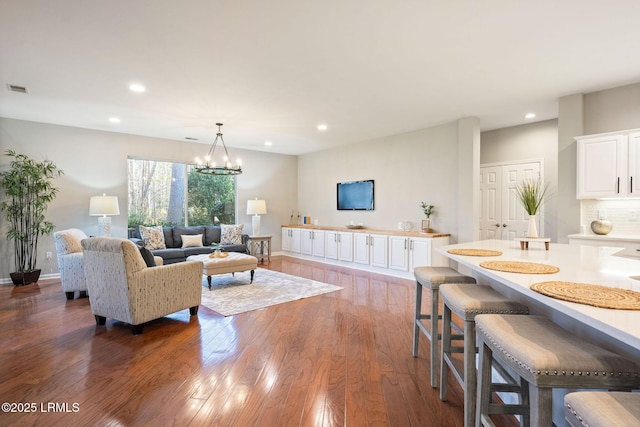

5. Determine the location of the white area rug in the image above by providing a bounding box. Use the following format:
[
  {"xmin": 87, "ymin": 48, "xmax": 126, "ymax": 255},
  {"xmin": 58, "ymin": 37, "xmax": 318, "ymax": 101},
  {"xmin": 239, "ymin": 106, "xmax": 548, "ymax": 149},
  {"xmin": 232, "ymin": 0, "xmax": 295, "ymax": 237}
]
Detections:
[{"xmin": 199, "ymin": 268, "xmax": 343, "ymax": 316}]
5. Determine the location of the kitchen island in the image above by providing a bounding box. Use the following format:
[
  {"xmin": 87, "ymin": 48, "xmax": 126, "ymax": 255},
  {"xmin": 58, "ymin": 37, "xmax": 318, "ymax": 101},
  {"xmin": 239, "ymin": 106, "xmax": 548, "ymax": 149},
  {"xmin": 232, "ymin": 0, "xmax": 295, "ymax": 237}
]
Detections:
[
  {"xmin": 439, "ymin": 239, "xmax": 640, "ymax": 358},
  {"xmin": 440, "ymin": 239, "xmax": 640, "ymax": 426}
]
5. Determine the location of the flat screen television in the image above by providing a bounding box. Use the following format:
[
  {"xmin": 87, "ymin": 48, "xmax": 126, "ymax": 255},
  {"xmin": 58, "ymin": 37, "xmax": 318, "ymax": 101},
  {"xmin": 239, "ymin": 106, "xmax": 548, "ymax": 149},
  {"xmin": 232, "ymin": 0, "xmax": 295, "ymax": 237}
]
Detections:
[{"xmin": 337, "ymin": 180, "xmax": 374, "ymax": 210}]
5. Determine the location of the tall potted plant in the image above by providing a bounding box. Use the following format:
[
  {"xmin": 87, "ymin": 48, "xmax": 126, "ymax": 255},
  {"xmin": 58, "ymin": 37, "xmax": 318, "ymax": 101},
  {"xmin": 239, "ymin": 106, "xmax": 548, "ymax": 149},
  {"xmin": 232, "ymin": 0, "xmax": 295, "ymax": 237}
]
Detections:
[
  {"xmin": 514, "ymin": 178, "xmax": 548, "ymax": 238},
  {"xmin": 0, "ymin": 150, "xmax": 63, "ymax": 285}
]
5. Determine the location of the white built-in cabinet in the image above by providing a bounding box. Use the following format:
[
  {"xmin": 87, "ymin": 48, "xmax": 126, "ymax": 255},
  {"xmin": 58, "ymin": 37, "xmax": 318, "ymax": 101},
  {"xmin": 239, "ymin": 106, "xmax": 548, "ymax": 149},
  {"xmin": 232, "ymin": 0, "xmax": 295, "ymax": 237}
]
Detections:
[
  {"xmin": 354, "ymin": 233, "xmax": 388, "ymax": 268},
  {"xmin": 301, "ymin": 229, "xmax": 325, "ymax": 257},
  {"xmin": 281, "ymin": 227, "xmax": 448, "ymax": 277},
  {"xmin": 576, "ymin": 130, "xmax": 640, "ymax": 199},
  {"xmin": 325, "ymin": 230, "xmax": 353, "ymax": 262},
  {"xmin": 281, "ymin": 228, "xmax": 301, "ymax": 253}
]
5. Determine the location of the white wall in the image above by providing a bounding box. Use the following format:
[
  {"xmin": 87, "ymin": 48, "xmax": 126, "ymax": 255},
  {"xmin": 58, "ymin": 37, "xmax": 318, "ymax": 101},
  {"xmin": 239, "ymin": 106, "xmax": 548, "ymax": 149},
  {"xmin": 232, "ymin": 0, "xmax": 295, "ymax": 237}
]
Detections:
[
  {"xmin": 0, "ymin": 118, "xmax": 297, "ymax": 280},
  {"xmin": 297, "ymin": 120, "xmax": 474, "ymax": 243},
  {"xmin": 480, "ymin": 119, "xmax": 559, "ymax": 241}
]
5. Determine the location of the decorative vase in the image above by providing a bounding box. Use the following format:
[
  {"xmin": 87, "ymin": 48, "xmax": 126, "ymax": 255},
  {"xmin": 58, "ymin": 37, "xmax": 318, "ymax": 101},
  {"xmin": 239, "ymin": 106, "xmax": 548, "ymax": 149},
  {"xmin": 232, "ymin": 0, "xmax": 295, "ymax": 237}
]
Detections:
[
  {"xmin": 421, "ymin": 218, "xmax": 432, "ymax": 233},
  {"xmin": 527, "ymin": 215, "xmax": 538, "ymax": 238},
  {"xmin": 591, "ymin": 219, "xmax": 612, "ymax": 235}
]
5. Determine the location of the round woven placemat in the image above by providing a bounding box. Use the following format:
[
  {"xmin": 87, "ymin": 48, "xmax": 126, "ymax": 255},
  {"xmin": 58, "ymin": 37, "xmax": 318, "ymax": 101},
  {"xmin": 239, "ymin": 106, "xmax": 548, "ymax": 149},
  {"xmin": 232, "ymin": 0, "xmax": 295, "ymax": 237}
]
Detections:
[
  {"xmin": 447, "ymin": 249, "xmax": 503, "ymax": 257},
  {"xmin": 479, "ymin": 260, "xmax": 559, "ymax": 274},
  {"xmin": 531, "ymin": 281, "xmax": 640, "ymax": 310}
]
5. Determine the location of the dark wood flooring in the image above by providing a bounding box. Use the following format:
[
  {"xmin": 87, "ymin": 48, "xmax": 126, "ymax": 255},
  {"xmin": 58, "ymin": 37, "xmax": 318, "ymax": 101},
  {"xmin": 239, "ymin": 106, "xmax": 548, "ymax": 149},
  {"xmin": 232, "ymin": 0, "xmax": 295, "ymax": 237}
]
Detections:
[{"xmin": 0, "ymin": 256, "xmax": 517, "ymax": 426}]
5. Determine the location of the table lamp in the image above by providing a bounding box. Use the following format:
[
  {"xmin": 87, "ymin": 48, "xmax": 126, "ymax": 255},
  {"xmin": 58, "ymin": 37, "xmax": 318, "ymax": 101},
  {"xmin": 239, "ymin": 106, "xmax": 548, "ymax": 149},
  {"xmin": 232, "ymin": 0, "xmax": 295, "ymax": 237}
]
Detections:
[
  {"xmin": 246, "ymin": 198, "xmax": 267, "ymax": 236},
  {"xmin": 89, "ymin": 193, "xmax": 120, "ymax": 237}
]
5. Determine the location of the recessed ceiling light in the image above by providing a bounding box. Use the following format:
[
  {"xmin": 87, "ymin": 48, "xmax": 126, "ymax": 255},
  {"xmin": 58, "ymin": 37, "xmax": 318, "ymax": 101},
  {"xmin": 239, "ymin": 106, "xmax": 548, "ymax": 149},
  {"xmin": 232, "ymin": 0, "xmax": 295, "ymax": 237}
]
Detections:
[
  {"xmin": 6, "ymin": 84, "xmax": 28, "ymax": 94},
  {"xmin": 108, "ymin": 117, "xmax": 121, "ymax": 123},
  {"xmin": 525, "ymin": 112, "xmax": 536, "ymax": 119},
  {"xmin": 264, "ymin": 141, "xmax": 272, "ymax": 146},
  {"xmin": 185, "ymin": 137, "xmax": 198, "ymax": 141},
  {"xmin": 317, "ymin": 123, "xmax": 328, "ymax": 131},
  {"xmin": 129, "ymin": 83, "xmax": 146, "ymax": 93}
]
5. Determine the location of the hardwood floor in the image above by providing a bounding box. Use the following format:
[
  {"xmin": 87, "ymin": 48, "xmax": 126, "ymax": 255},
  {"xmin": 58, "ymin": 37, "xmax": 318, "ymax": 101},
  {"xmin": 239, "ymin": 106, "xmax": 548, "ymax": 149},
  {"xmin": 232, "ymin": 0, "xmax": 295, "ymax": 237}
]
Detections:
[{"xmin": 0, "ymin": 256, "xmax": 518, "ymax": 426}]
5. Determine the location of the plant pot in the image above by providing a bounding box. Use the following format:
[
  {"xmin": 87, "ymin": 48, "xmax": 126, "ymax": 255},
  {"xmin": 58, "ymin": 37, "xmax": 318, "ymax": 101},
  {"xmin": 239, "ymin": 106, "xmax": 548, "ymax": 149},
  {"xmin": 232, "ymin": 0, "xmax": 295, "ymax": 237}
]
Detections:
[
  {"xmin": 10, "ymin": 269, "xmax": 41, "ymax": 286},
  {"xmin": 527, "ymin": 215, "xmax": 539, "ymax": 238}
]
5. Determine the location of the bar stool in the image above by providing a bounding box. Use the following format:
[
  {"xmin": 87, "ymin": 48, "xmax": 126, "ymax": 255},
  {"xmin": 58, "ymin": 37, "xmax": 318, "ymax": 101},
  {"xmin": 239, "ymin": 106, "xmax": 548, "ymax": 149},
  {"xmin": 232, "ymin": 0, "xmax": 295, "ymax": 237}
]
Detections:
[
  {"xmin": 439, "ymin": 283, "xmax": 529, "ymax": 427},
  {"xmin": 475, "ymin": 314, "xmax": 640, "ymax": 427},
  {"xmin": 413, "ymin": 266, "xmax": 476, "ymax": 388},
  {"xmin": 565, "ymin": 391, "xmax": 640, "ymax": 427}
]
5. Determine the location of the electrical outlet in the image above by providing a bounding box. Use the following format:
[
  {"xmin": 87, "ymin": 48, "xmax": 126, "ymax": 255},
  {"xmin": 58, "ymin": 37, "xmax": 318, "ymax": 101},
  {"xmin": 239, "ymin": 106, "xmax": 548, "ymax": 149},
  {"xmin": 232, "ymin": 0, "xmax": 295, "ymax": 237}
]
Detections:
[
  {"xmin": 598, "ymin": 209, "xmax": 607, "ymax": 220},
  {"xmin": 631, "ymin": 210, "xmax": 637, "ymax": 221},
  {"xmin": 46, "ymin": 251, "xmax": 52, "ymax": 260}
]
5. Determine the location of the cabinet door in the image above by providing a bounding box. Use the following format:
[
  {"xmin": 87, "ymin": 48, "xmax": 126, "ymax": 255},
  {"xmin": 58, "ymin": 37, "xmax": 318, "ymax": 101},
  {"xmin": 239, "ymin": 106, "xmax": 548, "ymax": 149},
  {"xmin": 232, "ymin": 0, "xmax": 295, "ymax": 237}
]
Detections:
[
  {"xmin": 300, "ymin": 230, "xmax": 313, "ymax": 255},
  {"xmin": 628, "ymin": 132, "xmax": 640, "ymax": 196},
  {"xmin": 325, "ymin": 231, "xmax": 338, "ymax": 259},
  {"xmin": 312, "ymin": 230, "xmax": 325, "ymax": 257},
  {"xmin": 577, "ymin": 135, "xmax": 626, "ymax": 198},
  {"xmin": 353, "ymin": 234, "xmax": 370, "ymax": 265},
  {"xmin": 290, "ymin": 229, "xmax": 301, "ymax": 253},
  {"xmin": 409, "ymin": 238, "xmax": 432, "ymax": 271},
  {"xmin": 281, "ymin": 228, "xmax": 291, "ymax": 252},
  {"xmin": 338, "ymin": 232, "xmax": 353, "ymax": 262},
  {"xmin": 370, "ymin": 234, "xmax": 388, "ymax": 268},
  {"xmin": 389, "ymin": 236, "xmax": 409, "ymax": 271}
]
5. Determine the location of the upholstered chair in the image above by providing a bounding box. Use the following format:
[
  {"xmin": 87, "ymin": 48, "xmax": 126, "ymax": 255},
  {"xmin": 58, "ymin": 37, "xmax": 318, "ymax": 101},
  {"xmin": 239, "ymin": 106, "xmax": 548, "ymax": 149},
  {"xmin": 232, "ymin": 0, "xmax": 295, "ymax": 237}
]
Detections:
[
  {"xmin": 53, "ymin": 228, "xmax": 89, "ymax": 300},
  {"xmin": 81, "ymin": 237, "xmax": 203, "ymax": 335}
]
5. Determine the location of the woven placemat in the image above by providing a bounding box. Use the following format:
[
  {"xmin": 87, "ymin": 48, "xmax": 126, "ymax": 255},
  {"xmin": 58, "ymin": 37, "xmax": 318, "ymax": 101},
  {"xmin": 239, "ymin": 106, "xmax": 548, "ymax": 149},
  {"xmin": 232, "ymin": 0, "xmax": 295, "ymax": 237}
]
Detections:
[
  {"xmin": 479, "ymin": 260, "xmax": 559, "ymax": 274},
  {"xmin": 531, "ymin": 281, "xmax": 640, "ymax": 310},
  {"xmin": 448, "ymin": 249, "xmax": 503, "ymax": 257}
]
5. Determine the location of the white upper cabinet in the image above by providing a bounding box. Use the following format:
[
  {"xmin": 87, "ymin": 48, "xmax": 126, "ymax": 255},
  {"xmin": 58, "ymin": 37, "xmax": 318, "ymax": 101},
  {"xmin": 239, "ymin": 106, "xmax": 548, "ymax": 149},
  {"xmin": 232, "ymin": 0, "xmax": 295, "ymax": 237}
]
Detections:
[{"xmin": 576, "ymin": 129, "xmax": 640, "ymax": 199}]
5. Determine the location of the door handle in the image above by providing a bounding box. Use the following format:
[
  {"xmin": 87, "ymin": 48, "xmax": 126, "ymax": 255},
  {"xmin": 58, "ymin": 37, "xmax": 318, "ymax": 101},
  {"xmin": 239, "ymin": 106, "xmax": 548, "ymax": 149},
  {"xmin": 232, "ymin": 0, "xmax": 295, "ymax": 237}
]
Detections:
[
  {"xmin": 618, "ymin": 177, "xmax": 620, "ymax": 194},
  {"xmin": 502, "ymin": 224, "xmax": 507, "ymax": 227},
  {"xmin": 495, "ymin": 223, "xmax": 500, "ymax": 228}
]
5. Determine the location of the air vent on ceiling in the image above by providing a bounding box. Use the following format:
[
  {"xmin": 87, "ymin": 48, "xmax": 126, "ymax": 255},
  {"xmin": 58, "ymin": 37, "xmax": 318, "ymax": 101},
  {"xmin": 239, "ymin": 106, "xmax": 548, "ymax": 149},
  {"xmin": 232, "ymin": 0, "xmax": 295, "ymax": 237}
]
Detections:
[
  {"xmin": 6, "ymin": 84, "xmax": 28, "ymax": 94},
  {"xmin": 185, "ymin": 137, "xmax": 199, "ymax": 141}
]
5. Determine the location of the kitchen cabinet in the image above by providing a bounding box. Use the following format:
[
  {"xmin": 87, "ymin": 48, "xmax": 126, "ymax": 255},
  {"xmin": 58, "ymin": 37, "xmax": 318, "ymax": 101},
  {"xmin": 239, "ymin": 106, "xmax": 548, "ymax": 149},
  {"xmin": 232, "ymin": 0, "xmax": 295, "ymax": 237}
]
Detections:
[{"xmin": 576, "ymin": 130, "xmax": 640, "ymax": 199}]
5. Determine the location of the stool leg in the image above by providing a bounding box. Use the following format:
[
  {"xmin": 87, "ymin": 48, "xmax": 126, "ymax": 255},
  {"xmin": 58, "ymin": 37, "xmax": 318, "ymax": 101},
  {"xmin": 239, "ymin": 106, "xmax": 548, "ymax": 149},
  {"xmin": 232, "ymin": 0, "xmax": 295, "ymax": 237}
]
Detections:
[
  {"xmin": 519, "ymin": 377, "xmax": 530, "ymax": 427},
  {"xmin": 476, "ymin": 340, "xmax": 492, "ymax": 427},
  {"xmin": 430, "ymin": 288, "xmax": 440, "ymax": 388},
  {"xmin": 530, "ymin": 386, "xmax": 552, "ymax": 427},
  {"xmin": 440, "ymin": 303, "xmax": 452, "ymax": 400},
  {"xmin": 413, "ymin": 281, "xmax": 423, "ymax": 357},
  {"xmin": 463, "ymin": 319, "xmax": 477, "ymax": 427}
]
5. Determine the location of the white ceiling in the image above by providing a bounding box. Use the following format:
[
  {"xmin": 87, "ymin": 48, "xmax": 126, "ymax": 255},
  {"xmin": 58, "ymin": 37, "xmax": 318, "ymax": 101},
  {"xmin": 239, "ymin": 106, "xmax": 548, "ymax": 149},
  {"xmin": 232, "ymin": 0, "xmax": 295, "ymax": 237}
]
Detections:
[{"xmin": 1, "ymin": 1, "xmax": 640, "ymax": 156}]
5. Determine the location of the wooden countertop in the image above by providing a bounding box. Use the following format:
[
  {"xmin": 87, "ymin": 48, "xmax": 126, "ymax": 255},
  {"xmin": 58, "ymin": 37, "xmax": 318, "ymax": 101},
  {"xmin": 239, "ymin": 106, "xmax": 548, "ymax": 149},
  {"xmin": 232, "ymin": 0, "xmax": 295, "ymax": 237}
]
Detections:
[{"xmin": 281, "ymin": 224, "xmax": 450, "ymax": 238}]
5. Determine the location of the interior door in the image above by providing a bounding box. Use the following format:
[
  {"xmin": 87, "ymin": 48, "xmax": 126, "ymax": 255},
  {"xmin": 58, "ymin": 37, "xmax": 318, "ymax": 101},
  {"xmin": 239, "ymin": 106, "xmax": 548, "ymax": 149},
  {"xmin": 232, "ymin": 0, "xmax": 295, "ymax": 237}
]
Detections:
[
  {"xmin": 480, "ymin": 161, "xmax": 542, "ymax": 240},
  {"xmin": 479, "ymin": 166, "xmax": 503, "ymax": 239}
]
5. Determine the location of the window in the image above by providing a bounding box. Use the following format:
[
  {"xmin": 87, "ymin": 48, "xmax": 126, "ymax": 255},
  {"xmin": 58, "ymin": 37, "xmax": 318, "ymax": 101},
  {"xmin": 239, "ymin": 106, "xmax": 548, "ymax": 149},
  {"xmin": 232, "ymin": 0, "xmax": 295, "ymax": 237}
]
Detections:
[{"xmin": 127, "ymin": 158, "xmax": 236, "ymax": 228}]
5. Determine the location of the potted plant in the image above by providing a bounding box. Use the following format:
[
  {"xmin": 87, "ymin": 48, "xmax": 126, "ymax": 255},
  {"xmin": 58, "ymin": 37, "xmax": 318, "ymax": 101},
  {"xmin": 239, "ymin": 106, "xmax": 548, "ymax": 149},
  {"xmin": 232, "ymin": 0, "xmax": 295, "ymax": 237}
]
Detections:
[
  {"xmin": 420, "ymin": 202, "xmax": 435, "ymax": 233},
  {"xmin": 514, "ymin": 178, "xmax": 548, "ymax": 238},
  {"xmin": 0, "ymin": 150, "xmax": 63, "ymax": 285}
]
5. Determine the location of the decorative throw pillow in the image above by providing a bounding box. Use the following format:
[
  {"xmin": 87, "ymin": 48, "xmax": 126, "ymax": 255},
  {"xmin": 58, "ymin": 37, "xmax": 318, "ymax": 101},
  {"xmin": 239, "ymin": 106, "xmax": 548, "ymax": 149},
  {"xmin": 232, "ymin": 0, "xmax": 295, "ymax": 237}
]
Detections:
[
  {"xmin": 138, "ymin": 246, "xmax": 156, "ymax": 267},
  {"xmin": 220, "ymin": 224, "xmax": 244, "ymax": 245},
  {"xmin": 139, "ymin": 225, "xmax": 166, "ymax": 250},
  {"xmin": 181, "ymin": 234, "xmax": 203, "ymax": 248}
]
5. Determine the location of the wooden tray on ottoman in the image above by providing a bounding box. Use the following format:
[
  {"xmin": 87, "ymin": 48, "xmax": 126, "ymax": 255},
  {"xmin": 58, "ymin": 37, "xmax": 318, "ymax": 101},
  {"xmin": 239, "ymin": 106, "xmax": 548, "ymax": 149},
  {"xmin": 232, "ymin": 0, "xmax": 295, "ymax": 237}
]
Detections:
[{"xmin": 187, "ymin": 252, "xmax": 259, "ymax": 289}]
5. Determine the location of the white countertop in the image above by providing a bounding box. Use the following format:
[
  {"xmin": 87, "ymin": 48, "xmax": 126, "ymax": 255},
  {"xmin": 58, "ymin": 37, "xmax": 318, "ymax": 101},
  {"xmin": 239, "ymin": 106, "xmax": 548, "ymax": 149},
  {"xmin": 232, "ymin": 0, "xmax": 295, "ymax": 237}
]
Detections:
[
  {"xmin": 439, "ymin": 239, "xmax": 640, "ymax": 355},
  {"xmin": 568, "ymin": 233, "xmax": 640, "ymax": 242}
]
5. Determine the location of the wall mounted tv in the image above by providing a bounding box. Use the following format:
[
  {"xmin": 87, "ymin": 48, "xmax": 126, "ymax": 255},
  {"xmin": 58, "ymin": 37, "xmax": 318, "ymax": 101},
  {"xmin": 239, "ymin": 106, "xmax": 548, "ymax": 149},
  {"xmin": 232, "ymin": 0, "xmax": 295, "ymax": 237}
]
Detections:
[{"xmin": 337, "ymin": 180, "xmax": 374, "ymax": 211}]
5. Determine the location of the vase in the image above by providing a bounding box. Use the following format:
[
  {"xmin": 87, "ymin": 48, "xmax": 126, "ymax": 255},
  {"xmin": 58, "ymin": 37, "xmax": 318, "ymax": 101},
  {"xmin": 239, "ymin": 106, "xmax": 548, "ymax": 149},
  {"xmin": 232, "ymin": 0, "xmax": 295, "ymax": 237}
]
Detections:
[
  {"xmin": 527, "ymin": 215, "xmax": 538, "ymax": 238},
  {"xmin": 591, "ymin": 219, "xmax": 612, "ymax": 235},
  {"xmin": 10, "ymin": 269, "xmax": 41, "ymax": 286}
]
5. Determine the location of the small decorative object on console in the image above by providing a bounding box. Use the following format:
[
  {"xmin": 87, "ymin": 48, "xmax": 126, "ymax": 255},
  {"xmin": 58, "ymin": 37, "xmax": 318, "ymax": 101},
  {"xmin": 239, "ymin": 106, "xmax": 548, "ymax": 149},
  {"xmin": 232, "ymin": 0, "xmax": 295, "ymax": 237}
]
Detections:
[{"xmin": 591, "ymin": 219, "xmax": 613, "ymax": 235}]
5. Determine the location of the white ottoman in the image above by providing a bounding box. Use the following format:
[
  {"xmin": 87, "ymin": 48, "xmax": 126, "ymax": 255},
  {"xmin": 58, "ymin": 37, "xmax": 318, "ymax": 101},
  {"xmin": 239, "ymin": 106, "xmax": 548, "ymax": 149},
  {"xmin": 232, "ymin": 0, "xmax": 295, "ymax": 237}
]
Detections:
[{"xmin": 187, "ymin": 252, "xmax": 259, "ymax": 289}]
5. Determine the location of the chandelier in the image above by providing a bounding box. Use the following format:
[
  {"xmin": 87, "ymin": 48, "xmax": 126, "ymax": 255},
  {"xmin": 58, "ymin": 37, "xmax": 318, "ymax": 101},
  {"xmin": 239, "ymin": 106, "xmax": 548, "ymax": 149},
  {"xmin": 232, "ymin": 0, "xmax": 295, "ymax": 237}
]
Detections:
[{"xmin": 195, "ymin": 123, "xmax": 242, "ymax": 175}]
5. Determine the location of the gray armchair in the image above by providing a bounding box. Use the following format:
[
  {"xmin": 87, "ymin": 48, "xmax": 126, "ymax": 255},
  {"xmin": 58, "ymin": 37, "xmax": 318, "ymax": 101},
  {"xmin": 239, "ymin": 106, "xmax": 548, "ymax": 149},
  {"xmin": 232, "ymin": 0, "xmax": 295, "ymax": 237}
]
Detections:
[{"xmin": 81, "ymin": 237, "xmax": 203, "ymax": 334}]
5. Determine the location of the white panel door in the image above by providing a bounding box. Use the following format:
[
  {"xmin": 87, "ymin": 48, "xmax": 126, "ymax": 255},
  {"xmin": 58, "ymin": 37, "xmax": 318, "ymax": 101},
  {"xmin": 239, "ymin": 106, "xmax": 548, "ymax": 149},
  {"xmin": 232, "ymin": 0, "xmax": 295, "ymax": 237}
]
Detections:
[
  {"xmin": 409, "ymin": 238, "xmax": 432, "ymax": 271},
  {"xmin": 389, "ymin": 236, "xmax": 409, "ymax": 271},
  {"xmin": 325, "ymin": 231, "xmax": 338, "ymax": 259},
  {"xmin": 301, "ymin": 230, "xmax": 313, "ymax": 255},
  {"xmin": 311, "ymin": 230, "xmax": 325, "ymax": 257},
  {"xmin": 370, "ymin": 234, "xmax": 388, "ymax": 268},
  {"xmin": 479, "ymin": 166, "xmax": 502, "ymax": 240},
  {"xmin": 480, "ymin": 161, "xmax": 542, "ymax": 240},
  {"xmin": 354, "ymin": 234, "xmax": 370, "ymax": 265},
  {"xmin": 629, "ymin": 132, "xmax": 640, "ymax": 196}
]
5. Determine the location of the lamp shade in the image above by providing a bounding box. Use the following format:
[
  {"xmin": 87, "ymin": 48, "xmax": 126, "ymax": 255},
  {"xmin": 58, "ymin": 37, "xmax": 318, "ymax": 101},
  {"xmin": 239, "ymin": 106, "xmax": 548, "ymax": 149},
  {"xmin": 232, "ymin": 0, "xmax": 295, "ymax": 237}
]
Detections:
[
  {"xmin": 246, "ymin": 199, "xmax": 267, "ymax": 215},
  {"xmin": 89, "ymin": 194, "xmax": 120, "ymax": 216}
]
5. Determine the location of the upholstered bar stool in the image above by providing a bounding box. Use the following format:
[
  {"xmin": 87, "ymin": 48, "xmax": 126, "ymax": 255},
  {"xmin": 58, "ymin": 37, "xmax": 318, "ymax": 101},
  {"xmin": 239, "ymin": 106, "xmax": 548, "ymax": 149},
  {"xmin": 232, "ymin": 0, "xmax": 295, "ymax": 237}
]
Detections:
[
  {"xmin": 439, "ymin": 283, "xmax": 529, "ymax": 427},
  {"xmin": 475, "ymin": 314, "xmax": 640, "ymax": 427},
  {"xmin": 413, "ymin": 266, "xmax": 476, "ymax": 388},
  {"xmin": 565, "ymin": 391, "xmax": 640, "ymax": 427}
]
